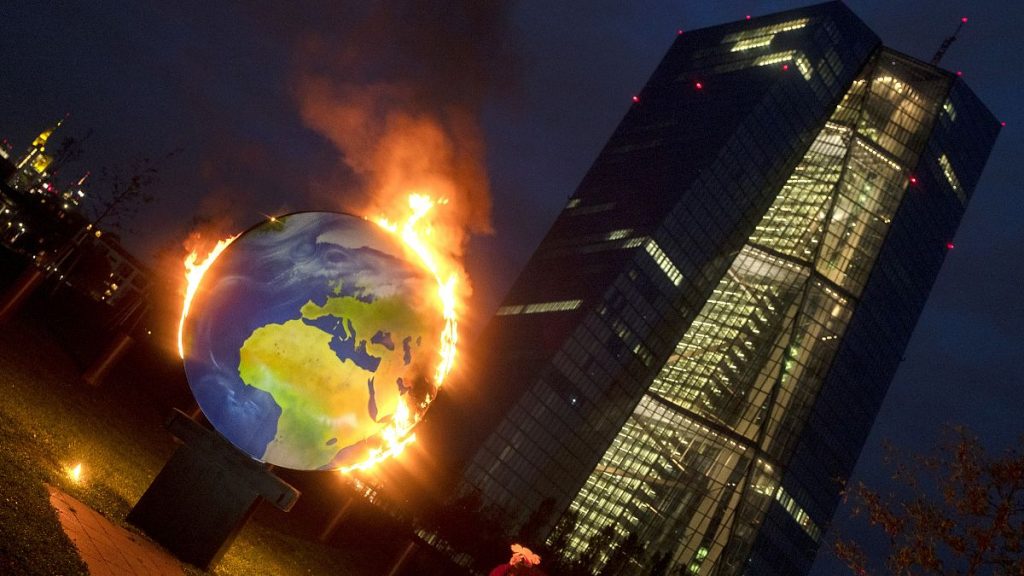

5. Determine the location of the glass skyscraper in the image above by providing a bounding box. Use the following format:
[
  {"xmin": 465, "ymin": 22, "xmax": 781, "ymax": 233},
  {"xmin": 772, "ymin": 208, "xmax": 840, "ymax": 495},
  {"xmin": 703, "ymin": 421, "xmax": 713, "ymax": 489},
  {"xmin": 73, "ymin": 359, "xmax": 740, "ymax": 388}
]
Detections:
[{"xmin": 404, "ymin": 3, "xmax": 1000, "ymax": 575}]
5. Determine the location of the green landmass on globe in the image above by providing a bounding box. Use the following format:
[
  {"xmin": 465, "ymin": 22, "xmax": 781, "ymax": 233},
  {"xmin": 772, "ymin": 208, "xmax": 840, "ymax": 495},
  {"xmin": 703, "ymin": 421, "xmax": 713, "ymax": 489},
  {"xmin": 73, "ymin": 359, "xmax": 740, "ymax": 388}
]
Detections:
[
  {"xmin": 239, "ymin": 294, "xmax": 430, "ymax": 468},
  {"xmin": 183, "ymin": 211, "xmax": 442, "ymax": 471}
]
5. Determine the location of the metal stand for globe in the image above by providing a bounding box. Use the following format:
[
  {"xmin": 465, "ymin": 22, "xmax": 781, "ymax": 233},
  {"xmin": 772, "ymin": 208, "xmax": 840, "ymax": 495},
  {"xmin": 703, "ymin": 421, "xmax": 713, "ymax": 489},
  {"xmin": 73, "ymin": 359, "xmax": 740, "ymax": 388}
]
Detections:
[{"xmin": 127, "ymin": 408, "xmax": 300, "ymax": 569}]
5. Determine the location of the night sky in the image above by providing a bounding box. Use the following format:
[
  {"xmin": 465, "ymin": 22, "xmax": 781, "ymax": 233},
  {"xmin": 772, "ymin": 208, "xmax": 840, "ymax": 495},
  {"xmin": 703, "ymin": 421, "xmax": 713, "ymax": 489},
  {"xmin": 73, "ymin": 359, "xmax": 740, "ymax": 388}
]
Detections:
[{"xmin": 2, "ymin": 1, "xmax": 1021, "ymax": 572}]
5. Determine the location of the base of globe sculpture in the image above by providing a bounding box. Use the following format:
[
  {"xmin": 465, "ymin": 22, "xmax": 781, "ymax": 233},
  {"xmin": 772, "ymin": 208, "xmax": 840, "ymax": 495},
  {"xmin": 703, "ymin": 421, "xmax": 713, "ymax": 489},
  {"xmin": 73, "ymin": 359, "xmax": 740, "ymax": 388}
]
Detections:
[{"xmin": 127, "ymin": 409, "xmax": 300, "ymax": 569}]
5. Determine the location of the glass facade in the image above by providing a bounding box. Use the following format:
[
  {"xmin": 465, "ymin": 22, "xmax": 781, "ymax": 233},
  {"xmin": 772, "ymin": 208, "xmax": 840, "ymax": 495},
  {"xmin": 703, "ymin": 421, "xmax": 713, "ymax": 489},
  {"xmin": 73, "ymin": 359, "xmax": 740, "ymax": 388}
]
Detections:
[
  {"xmin": 559, "ymin": 48, "xmax": 975, "ymax": 575},
  {"xmin": 413, "ymin": 3, "xmax": 1000, "ymax": 575}
]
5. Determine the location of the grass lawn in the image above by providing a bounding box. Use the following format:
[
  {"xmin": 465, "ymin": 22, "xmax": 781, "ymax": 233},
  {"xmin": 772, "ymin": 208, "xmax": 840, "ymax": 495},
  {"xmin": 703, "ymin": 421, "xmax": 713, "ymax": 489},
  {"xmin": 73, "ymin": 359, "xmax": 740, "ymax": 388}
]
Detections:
[{"xmin": 0, "ymin": 301, "xmax": 371, "ymax": 576}]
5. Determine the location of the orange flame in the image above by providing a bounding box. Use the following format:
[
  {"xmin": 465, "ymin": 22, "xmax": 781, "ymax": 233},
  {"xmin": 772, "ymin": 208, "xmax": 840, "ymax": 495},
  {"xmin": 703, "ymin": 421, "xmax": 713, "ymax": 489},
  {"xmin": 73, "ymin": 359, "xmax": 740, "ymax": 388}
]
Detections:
[
  {"xmin": 337, "ymin": 194, "xmax": 460, "ymax": 474},
  {"xmin": 177, "ymin": 235, "xmax": 239, "ymax": 358}
]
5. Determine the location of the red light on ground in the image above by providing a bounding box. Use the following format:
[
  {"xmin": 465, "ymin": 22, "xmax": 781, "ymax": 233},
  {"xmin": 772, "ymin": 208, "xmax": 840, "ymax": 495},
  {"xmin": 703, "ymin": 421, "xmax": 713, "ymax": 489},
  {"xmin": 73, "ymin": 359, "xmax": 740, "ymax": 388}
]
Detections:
[
  {"xmin": 695, "ymin": 82, "xmax": 703, "ymax": 90},
  {"xmin": 782, "ymin": 64, "xmax": 789, "ymax": 71},
  {"xmin": 632, "ymin": 95, "xmax": 640, "ymax": 103},
  {"xmin": 961, "ymin": 17, "xmax": 968, "ymax": 23},
  {"xmin": 946, "ymin": 242, "xmax": 955, "ymax": 250}
]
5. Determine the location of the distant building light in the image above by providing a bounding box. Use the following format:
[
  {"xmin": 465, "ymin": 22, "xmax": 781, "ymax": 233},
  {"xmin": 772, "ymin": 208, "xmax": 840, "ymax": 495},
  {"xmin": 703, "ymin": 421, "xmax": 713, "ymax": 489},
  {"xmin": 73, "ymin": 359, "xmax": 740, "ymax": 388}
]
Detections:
[{"xmin": 632, "ymin": 95, "xmax": 640, "ymax": 103}]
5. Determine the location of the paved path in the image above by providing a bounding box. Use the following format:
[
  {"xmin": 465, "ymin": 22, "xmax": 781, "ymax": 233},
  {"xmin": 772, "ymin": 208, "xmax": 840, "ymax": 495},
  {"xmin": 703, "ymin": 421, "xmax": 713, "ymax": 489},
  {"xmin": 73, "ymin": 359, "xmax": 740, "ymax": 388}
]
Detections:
[{"xmin": 47, "ymin": 484, "xmax": 185, "ymax": 576}]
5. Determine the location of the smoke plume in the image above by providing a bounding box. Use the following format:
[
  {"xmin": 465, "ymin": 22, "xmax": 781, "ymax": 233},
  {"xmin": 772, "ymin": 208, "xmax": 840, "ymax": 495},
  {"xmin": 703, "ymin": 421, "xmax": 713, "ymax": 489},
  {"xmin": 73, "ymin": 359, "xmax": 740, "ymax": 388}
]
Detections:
[{"xmin": 287, "ymin": 2, "xmax": 518, "ymax": 264}]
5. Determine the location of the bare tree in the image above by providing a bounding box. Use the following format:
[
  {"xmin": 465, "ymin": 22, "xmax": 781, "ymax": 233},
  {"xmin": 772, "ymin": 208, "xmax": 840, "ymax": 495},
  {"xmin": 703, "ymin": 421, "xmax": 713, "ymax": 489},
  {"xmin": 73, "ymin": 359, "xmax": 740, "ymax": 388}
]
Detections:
[
  {"xmin": 834, "ymin": 428, "xmax": 1024, "ymax": 576},
  {"xmin": 86, "ymin": 149, "xmax": 180, "ymax": 235}
]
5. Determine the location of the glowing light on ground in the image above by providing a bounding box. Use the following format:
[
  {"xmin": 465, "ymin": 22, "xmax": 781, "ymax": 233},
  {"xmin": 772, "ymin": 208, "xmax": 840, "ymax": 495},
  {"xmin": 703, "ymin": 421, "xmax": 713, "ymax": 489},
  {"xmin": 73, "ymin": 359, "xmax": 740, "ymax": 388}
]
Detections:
[
  {"xmin": 66, "ymin": 463, "xmax": 83, "ymax": 483},
  {"xmin": 177, "ymin": 235, "xmax": 238, "ymax": 358}
]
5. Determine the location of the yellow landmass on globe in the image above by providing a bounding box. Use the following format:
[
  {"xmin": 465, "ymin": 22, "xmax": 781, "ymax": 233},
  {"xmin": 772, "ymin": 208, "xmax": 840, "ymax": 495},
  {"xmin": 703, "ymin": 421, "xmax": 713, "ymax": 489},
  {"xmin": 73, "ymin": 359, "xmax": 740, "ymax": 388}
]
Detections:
[{"xmin": 238, "ymin": 294, "xmax": 433, "ymax": 469}]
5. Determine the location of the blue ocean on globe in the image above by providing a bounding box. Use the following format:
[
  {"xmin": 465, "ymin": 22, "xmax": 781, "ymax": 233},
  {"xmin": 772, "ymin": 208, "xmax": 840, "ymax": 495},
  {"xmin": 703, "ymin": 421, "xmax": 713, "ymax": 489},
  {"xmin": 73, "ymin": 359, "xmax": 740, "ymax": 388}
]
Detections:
[{"xmin": 183, "ymin": 211, "xmax": 439, "ymax": 471}]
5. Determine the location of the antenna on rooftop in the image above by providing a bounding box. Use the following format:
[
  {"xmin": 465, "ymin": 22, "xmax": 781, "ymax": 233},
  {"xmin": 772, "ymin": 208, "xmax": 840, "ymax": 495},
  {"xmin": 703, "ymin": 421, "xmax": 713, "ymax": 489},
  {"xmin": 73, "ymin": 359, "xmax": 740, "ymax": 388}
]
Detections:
[{"xmin": 931, "ymin": 16, "xmax": 968, "ymax": 65}]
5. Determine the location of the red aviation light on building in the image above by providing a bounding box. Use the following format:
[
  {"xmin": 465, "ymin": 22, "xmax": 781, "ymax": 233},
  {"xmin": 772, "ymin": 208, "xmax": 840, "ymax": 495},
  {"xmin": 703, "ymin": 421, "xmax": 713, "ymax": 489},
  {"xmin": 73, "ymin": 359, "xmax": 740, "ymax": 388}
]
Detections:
[
  {"xmin": 961, "ymin": 17, "xmax": 968, "ymax": 23},
  {"xmin": 1001, "ymin": 121, "xmax": 1007, "ymax": 127},
  {"xmin": 694, "ymin": 81, "xmax": 703, "ymax": 90},
  {"xmin": 956, "ymin": 70, "xmax": 963, "ymax": 77},
  {"xmin": 745, "ymin": 15, "xmax": 751, "ymax": 20},
  {"xmin": 782, "ymin": 64, "xmax": 790, "ymax": 71},
  {"xmin": 909, "ymin": 175, "xmax": 918, "ymax": 185},
  {"xmin": 632, "ymin": 95, "xmax": 640, "ymax": 103},
  {"xmin": 946, "ymin": 242, "xmax": 955, "ymax": 250},
  {"xmin": 677, "ymin": 28, "xmax": 684, "ymax": 35}
]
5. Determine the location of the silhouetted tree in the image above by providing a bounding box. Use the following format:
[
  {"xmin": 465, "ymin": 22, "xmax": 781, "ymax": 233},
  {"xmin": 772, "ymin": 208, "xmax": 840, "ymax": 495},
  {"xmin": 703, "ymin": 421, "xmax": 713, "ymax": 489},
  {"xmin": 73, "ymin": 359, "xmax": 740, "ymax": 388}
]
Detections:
[
  {"xmin": 647, "ymin": 551, "xmax": 671, "ymax": 576},
  {"xmin": 50, "ymin": 130, "xmax": 92, "ymax": 176},
  {"xmin": 547, "ymin": 509, "xmax": 579, "ymax": 557},
  {"xmin": 580, "ymin": 524, "xmax": 617, "ymax": 574},
  {"xmin": 542, "ymin": 510, "xmax": 590, "ymax": 576},
  {"xmin": 418, "ymin": 489, "xmax": 512, "ymax": 573},
  {"xmin": 834, "ymin": 428, "xmax": 1024, "ymax": 575},
  {"xmin": 518, "ymin": 497, "xmax": 557, "ymax": 545},
  {"xmin": 601, "ymin": 531, "xmax": 645, "ymax": 576},
  {"xmin": 86, "ymin": 149, "xmax": 179, "ymax": 235}
]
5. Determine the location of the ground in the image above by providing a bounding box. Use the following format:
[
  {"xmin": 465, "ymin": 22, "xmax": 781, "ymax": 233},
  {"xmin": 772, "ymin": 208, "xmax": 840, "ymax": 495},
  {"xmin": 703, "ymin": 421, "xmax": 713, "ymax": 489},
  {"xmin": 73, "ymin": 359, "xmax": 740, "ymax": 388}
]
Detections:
[{"xmin": 0, "ymin": 280, "xmax": 380, "ymax": 575}]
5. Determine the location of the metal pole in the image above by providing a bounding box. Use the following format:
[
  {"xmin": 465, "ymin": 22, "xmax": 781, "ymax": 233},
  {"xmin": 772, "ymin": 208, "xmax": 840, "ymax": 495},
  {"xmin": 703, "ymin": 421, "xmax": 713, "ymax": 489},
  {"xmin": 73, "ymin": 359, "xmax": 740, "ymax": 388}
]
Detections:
[
  {"xmin": 0, "ymin": 266, "xmax": 45, "ymax": 323},
  {"xmin": 82, "ymin": 332, "xmax": 134, "ymax": 386},
  {"xmin": 317, "ymin": 496, "xmax": 355, "ymax": 543},
  {"xmin": 385, "ymin": 540, "xmax": 419, "ymax": 576}
]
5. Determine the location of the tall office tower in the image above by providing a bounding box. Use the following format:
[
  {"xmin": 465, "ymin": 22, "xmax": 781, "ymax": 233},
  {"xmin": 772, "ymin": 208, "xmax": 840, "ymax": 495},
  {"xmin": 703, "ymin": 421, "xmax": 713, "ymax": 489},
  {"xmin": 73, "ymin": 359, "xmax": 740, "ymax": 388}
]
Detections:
[
  {"xmin": 412, "ymin": 3, "xmax": 1000, "ymax": 575},
  {"xmin": 8, "ymin": 119, "xmax": 63, "ymax": 192}
]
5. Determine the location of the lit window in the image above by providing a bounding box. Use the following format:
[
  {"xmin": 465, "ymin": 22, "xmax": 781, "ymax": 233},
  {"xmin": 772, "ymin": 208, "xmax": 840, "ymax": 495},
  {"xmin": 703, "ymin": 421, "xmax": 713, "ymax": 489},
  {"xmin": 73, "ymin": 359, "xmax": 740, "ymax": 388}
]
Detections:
[
  {"xmin": 643, "ymin": 240, "xmax": 683, "ymax": 286},
  {"xmin": 731, "ymin": 36, "xmax": 773, "ymax": 52},
  {"xmin": 567, "ymin": 201, "xmax": 615, "ymax": 216},
  {"xmin": 605, "ymin": 228, "xmax": 633, "ymax": 241},
  {"xmin": 751, "ymin": 51, "xmax": 814, "ymax": 80},
  {"xmin": 942, "ymin": 99, "xmax": 957, "ymax": 122},
  {"xmin": 774, "ymin": 486, "xmax": 822, "ymax": 541},
  {"xmin": 722, "ymin": 18, "xmax": 809, "ymax": 43},
  {"xmin": 938, "ymin": 154, "xmax": 965, "ymax": 203},
  {"xmin": 496, "ymin": 299, "xmax": 583, "ymax": 316}
]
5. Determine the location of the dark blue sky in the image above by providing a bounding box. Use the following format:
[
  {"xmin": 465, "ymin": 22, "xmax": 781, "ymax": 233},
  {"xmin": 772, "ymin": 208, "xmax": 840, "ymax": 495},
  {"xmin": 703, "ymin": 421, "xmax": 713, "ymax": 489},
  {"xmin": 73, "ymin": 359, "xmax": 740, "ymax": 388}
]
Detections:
[{"xmin": 2, "ymin": 1, "xmax": 1021, "ymax": 572}]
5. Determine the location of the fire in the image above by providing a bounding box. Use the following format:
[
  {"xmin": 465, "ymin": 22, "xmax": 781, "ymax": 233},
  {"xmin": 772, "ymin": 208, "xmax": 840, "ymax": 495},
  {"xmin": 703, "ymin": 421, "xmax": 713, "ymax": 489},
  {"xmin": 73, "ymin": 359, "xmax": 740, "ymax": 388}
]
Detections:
[
  {"xmin": 338, "ymin": 193, "xmax": 461, "ymax": 474},
  {"xmin": 375, "ymin": 193, "xmax": 459, "ymax": 385},
  {"xmin": 177, "ymin": 235, "xmax": 238, "ymax": 358}
]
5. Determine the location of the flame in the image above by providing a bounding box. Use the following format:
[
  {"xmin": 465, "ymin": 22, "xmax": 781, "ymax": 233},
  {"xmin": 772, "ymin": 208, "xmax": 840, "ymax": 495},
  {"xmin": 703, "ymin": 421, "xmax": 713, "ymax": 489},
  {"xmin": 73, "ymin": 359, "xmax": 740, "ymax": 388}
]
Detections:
[
  {"xmin": 177, "ymin": 235, "xmax": 239, "ymax": 358},
  {"xmin": 338, "ymin": 194, "xmax": 460, "ymax": 474}
]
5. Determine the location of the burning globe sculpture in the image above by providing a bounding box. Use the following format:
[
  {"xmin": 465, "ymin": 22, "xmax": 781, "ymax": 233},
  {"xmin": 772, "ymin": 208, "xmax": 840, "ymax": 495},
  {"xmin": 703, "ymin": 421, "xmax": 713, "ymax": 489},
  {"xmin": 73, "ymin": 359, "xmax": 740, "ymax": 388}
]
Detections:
[{"xmin": 181, "ymin": 211, "xmax": 446, "ymax": 471}]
